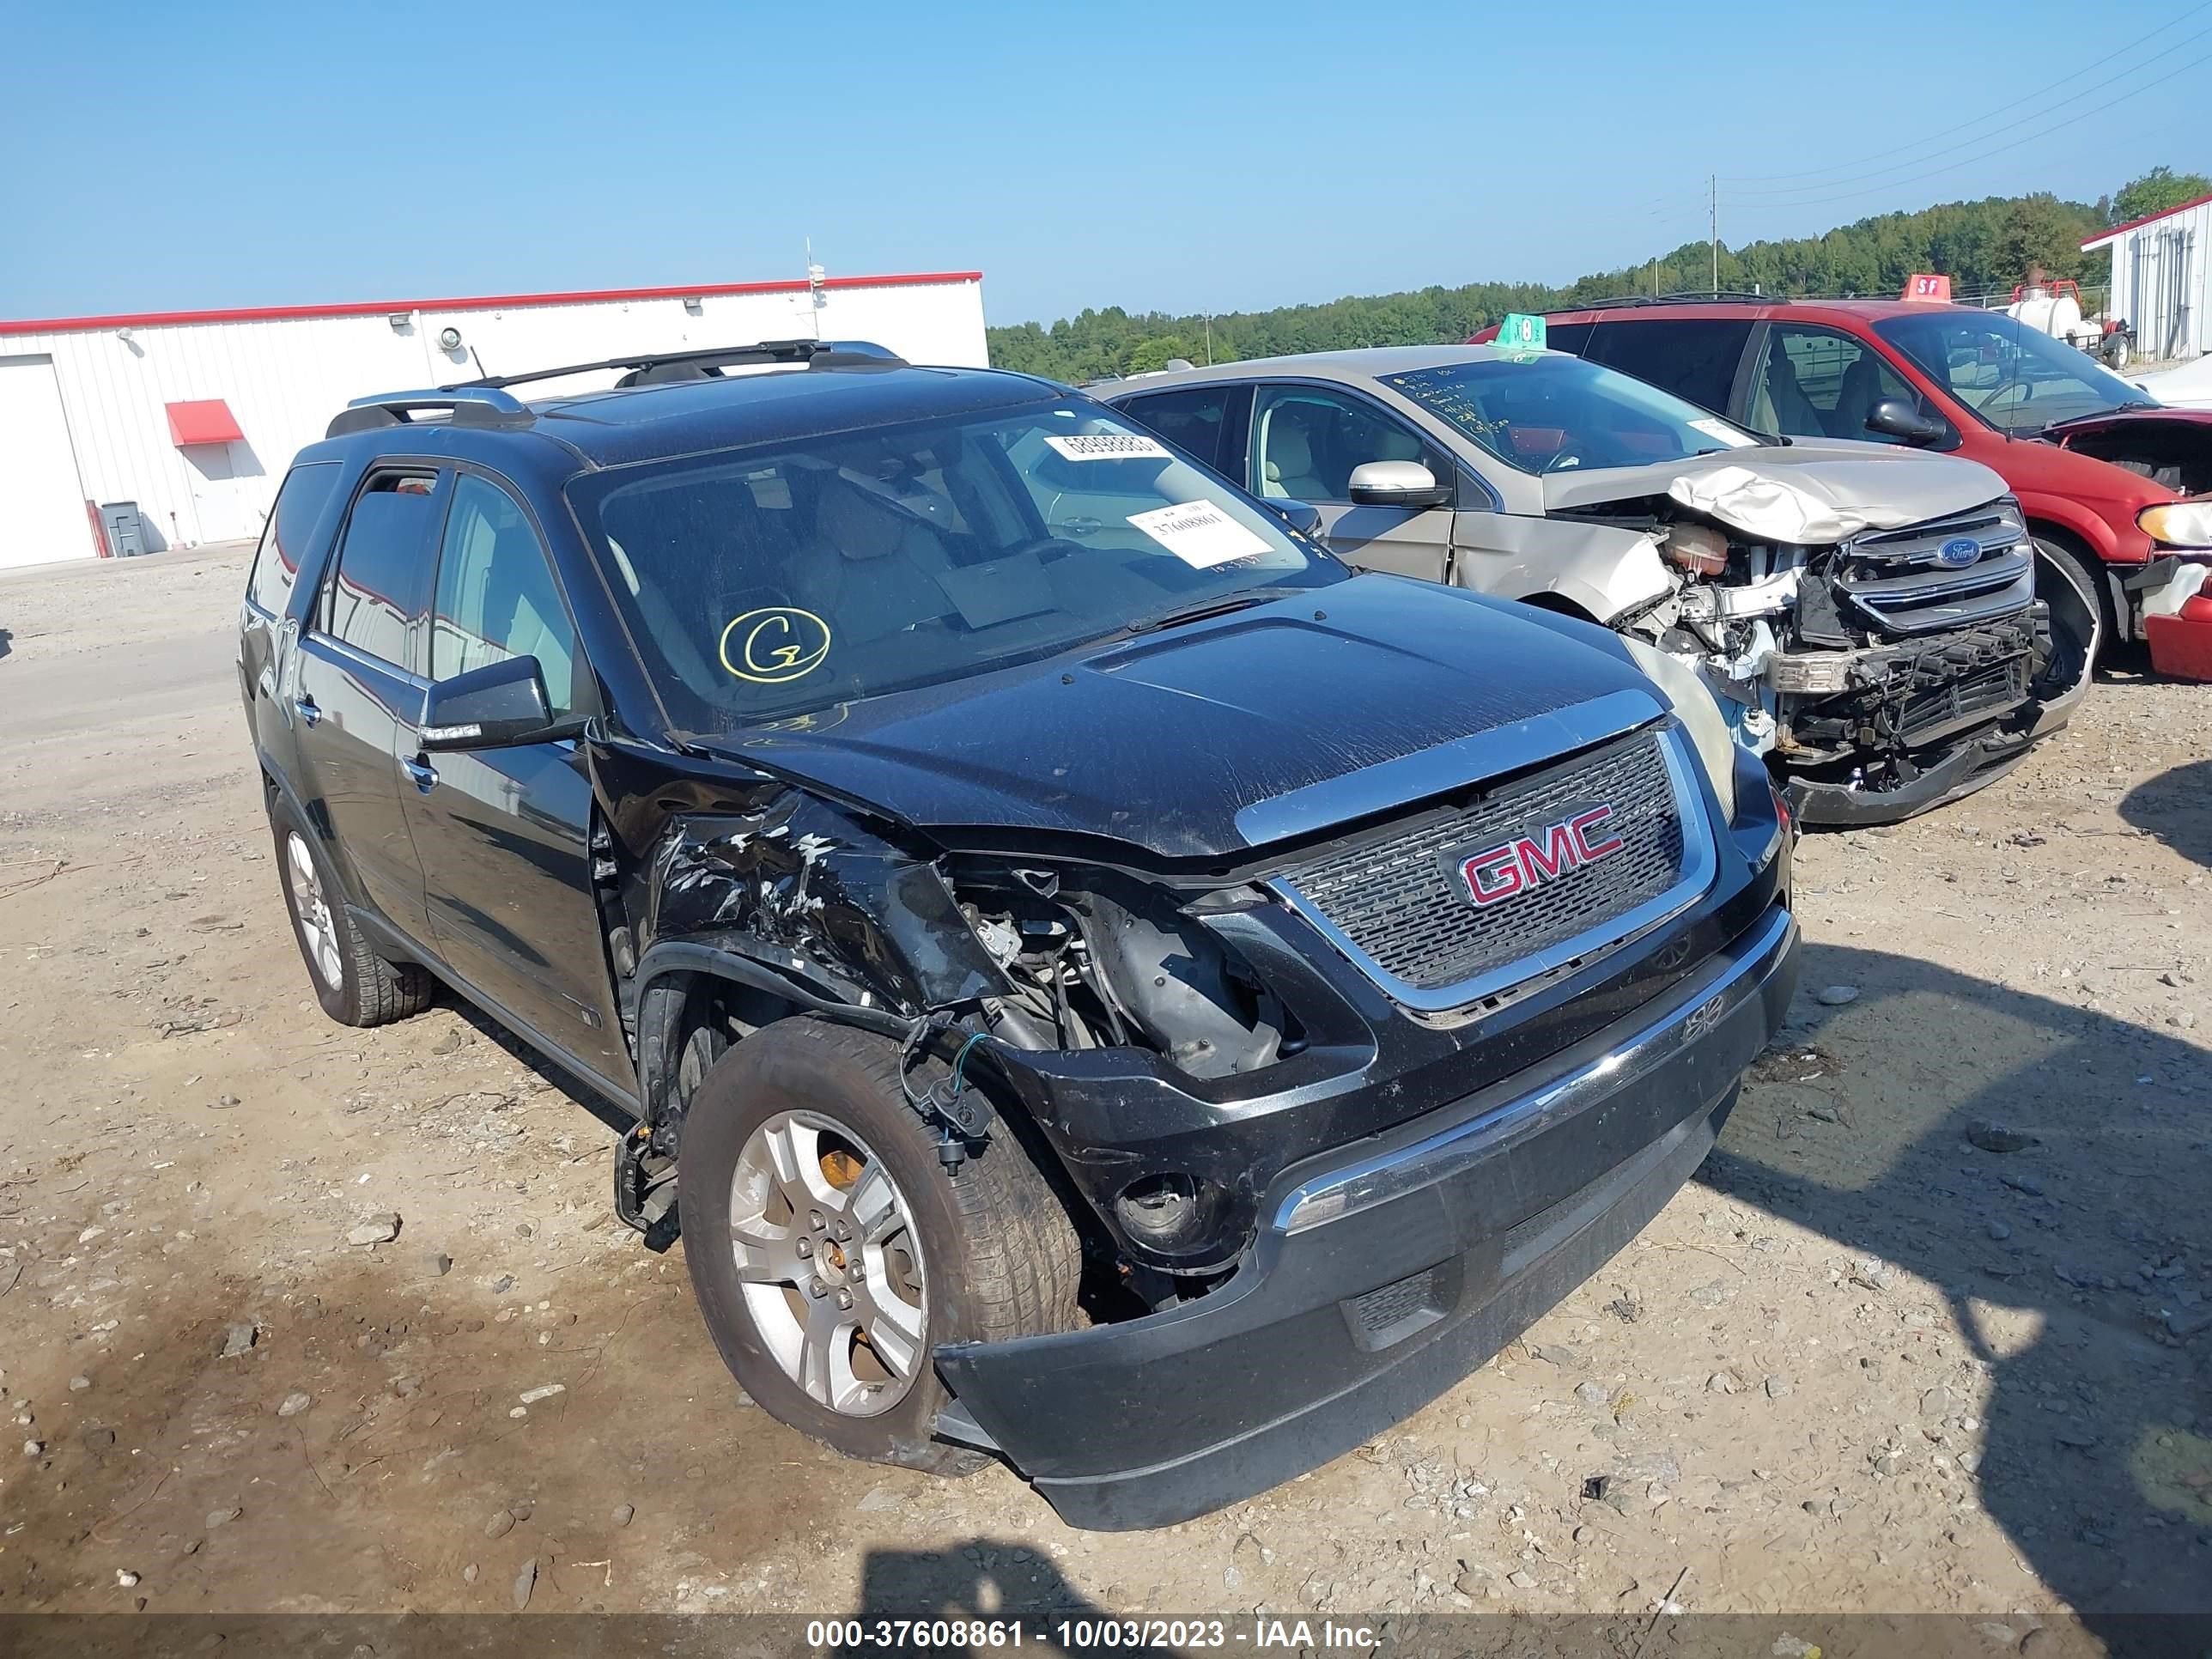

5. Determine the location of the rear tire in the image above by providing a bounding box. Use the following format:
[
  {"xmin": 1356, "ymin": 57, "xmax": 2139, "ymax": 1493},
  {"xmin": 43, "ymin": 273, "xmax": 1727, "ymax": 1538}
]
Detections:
[
  {"xmin": 677, "ymin": 1018, "xmax": 1080, "ymax": 1474},
  {"xmin": 268, "ymin": 796, "xmax": 432, "ymax": 1028}
]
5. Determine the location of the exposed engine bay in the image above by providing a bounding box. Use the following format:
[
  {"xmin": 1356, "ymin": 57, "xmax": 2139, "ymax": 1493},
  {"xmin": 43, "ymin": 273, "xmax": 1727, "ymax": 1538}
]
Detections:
[
  {"xmin": 2053, "ymin": 422, "xmax": 2212, "ymax": 496},
  {"xmin": 950, "ymin": 866, "xmax": 1291, "ymax": 1082},
  {"xmin": 1556, "ymin": 490, "xmax": 2096, "ymax": 818}
]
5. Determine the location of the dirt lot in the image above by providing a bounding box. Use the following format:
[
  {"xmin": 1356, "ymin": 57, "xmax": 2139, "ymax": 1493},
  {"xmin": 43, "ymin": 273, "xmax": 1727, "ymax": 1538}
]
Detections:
[{"xmin": 0, "ymin": 546, "xmax": 2207, "ymax": 1634}]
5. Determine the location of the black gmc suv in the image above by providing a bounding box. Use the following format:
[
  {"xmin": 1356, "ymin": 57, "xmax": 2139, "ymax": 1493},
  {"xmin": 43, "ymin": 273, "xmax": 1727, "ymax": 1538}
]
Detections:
[{"xmin": 237, "ymin": 339, "xmax": 1799, "ymax": 1529}]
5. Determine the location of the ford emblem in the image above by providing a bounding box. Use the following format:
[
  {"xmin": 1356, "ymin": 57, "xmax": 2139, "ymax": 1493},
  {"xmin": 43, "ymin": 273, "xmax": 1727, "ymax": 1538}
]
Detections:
[{"xmin": 1936, "ymin": 536, "xmax": 1982, "ymax": 568}]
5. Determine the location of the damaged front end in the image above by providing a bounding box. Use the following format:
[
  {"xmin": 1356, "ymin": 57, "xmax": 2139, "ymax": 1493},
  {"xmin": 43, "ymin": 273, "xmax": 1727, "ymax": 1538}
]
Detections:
[
  {"xmin": 593, "ymin": 685, "xmax": 1792, "ymax": 1527},
  {"xmin": 1568, "ymin": 493, "xmax": 2094, "ymax": 825}
]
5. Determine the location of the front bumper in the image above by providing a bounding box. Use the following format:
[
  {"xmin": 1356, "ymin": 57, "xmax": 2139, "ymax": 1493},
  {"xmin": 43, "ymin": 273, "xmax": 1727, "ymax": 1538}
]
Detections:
[
  {"xmin": 934, "ymin": 902, "xmax": 1799, "ymax": 1530},
  {"xmin": 1780, "ymin": 635, "xmax": 2091, "ymax": 829},
  {"xmin": 2138, "ymin": 556, "xmax": 2212, "ymax": 681},
  {"xmin": 1784, "ymin": 727, "xmax": 2037, "ymax": 826}
]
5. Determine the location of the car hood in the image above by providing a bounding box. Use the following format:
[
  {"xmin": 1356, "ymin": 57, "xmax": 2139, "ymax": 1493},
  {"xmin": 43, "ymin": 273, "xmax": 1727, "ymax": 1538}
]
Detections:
[
  {"xmin": 1544, "ymin": 440, "xmax": 2008, "ymax": 544},
  {"xmin": 2127, "ymin": 354, "xmax": 2212, "ymax": 410},
  {"xmin": 2042, "ymin": 407, "xmax": 2212, "ymax": 437},
  {"xmin": 693, "ymin": 574, "xmax": 1662, "ymax": 862}
]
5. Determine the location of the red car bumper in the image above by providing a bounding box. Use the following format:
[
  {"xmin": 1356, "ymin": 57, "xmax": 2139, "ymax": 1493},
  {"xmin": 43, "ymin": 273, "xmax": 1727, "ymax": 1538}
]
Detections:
[{"xmin": 2146, "ymin": 594, "xmax": 2212, "ymax": 680}]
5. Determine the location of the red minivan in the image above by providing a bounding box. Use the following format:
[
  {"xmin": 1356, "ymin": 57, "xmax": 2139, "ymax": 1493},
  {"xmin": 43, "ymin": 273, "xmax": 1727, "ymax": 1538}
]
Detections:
[{"xmin": 1475, "ymin": 298, "xmax": 2212, "ymax": 680}]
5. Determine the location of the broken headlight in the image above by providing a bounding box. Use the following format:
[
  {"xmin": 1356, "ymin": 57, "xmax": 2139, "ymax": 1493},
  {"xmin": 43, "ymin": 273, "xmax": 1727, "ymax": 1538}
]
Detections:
[{"xmin": 1619, "ymin": 635, "xmax": 1736, "ymax": 821}]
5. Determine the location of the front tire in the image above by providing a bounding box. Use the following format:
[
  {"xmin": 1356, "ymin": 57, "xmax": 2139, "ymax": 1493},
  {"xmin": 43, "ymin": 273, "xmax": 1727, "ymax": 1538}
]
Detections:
[
  {"xmin": 268, "ymin": 796, "xmax": 432, "ymax": 1028},
  {"xmin": 677, "ymin": 1018, "xmax": 1080, "ymax": 1473}
]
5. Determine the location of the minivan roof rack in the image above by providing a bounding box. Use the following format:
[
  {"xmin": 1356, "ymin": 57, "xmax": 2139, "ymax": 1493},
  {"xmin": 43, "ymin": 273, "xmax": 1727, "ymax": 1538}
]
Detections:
[
  {"xmin": 1571, "ymin": 290, "xmax": 1784, "ymax": 311},
  {"xmin": 325, "ymin": 385, "xmax": 532, "ymax": 439},
  {"xmin": 455, "ymin": 337, "xmax": 907, "ymax": 392}
]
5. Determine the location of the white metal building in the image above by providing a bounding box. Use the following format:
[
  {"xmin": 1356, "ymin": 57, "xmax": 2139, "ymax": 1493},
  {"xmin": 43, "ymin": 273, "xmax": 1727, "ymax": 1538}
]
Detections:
[
  {"xmin": 2081, "ymin": 193, "xmax": 2212, "ymax": 362},
  {"xmin": 0, "ymin": 270, "xmax": 988, "ymax": 569}
]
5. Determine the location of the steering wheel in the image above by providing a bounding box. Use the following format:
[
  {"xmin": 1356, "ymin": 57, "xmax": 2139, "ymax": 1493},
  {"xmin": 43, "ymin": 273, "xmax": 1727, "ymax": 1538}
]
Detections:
[
  {"xmin": 1978, "ymin": 373, "xmax": 2038, "ymax": 417},
  {"xmin": 1543, "ymin": 449, "xmax": 1589, "ymax": 475}
]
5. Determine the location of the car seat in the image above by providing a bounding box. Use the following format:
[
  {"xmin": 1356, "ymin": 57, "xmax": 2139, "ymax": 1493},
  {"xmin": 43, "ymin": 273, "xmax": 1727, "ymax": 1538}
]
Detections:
[
  {"xmin": 1834, "ymin": 352, "xmax": 1892, "ymax": 441},
  {"xmin": 793, "ymin": 473, "xmax": 954, "ymax": 645},
  {"xmin": 1261, "ymin": 409, "xmax": 1331, "ymax": 500},
  {"xmin": 1754, "ymin": 348, "xmax": 1828, "ymax": 440}
]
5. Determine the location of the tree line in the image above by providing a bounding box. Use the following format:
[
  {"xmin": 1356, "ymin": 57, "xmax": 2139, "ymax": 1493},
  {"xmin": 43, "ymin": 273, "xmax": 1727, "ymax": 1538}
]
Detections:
[{"xmin": 988, "ymin": 170, "xmax": 2208, "ymax": 383}]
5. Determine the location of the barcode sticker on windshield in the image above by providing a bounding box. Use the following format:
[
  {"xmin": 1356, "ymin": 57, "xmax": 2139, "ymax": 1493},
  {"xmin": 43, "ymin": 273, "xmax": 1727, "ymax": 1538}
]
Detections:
[
  {"xmin": 1127, "ymin": 500, "xmax": 1272, "ymax": 568},
  {"xmin": 1046, "ymin": 433, "xmax": 1173, "ymax": 462},
  {"xmin": 1688, "ymin": 417, "xmax": 1759, "ymax": 449}
]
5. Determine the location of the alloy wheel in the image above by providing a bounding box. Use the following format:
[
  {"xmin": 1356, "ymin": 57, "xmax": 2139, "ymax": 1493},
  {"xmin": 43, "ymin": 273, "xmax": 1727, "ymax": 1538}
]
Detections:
[
  {"xmin": 286, "ymin": 831, "xmax": 343, "ymax": 990},
  {"xmin": 727, "ymin": 1110, "xmax": 928, "ymax": 1416}
]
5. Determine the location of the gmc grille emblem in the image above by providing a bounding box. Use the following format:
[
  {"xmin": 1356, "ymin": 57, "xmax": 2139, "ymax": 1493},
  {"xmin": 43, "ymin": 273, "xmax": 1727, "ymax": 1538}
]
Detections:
[{"xmin": 1457, "ymin": 805, "xmax": 1626, "ymax": 908}]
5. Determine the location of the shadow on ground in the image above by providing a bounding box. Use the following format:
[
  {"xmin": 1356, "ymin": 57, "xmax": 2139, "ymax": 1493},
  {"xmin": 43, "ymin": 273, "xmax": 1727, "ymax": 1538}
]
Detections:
[
  {"xmin": 1700, "ymin": 939, "xmax": 2210, "ymax": 1644},
  {"xmin": 2121, "ymin": 757, "xmax": 2212, "ymax": 874}
]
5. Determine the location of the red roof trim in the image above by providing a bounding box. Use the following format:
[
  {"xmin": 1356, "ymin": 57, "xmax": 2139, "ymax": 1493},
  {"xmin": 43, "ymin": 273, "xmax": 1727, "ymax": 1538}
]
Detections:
[
  {"xmin": 0, "ymin": 270, "xmax": 985, "ymax": 338},
  {"xmin": 2081, "ymin": 192, "xmax": 2212, "ymax": 250},
  {"xmin": 165, "ymin": 398, "xmax": 244, "ymax": 446}
]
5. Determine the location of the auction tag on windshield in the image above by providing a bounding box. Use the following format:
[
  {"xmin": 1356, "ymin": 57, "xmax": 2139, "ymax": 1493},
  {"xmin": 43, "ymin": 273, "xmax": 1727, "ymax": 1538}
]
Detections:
[
  {"xmin": 1127, "ymin": 500, "xmax": 1272, "ymax": 568},
  {"xmin": 1688, "ymin": 416, "xmax": 1759, "ymax": 449},
  {"xmin": 1046, "ymin": 432, "xmax": 1172, "ymax": 462}
]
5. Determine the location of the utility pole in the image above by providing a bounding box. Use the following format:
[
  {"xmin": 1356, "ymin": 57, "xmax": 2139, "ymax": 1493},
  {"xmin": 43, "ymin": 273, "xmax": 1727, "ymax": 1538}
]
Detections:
[{"xmin": 1708, "ymin": 173, "xmax": 1719, "ymax": 296}]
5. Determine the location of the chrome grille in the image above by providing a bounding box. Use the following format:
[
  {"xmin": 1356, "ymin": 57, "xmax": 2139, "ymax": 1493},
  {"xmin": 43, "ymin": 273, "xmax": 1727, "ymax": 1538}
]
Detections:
[
  {"xmin": 1836, "ymin": 501, "xmax": 2034, "ymax": 636},
  {"xmin": 1276, "ymin": 730, "xmax": 1703, "ymax": 1009}
]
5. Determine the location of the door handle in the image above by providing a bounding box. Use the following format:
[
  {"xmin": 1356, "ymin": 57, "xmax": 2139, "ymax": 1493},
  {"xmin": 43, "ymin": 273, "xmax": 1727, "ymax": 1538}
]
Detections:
[
  {"xmin": 404, "ymin": 755, "xmax": 439, "ymax": 793},
  {"xmin": 293, "ymin": 694, "xmax": 320, "ymax": 727}
]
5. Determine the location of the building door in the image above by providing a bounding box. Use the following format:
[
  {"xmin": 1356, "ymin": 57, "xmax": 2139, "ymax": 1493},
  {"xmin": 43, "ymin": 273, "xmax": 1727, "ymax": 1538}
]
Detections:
[{"xmin": 0, "ymin": 356, "xmax": 96, "ymax": 568}]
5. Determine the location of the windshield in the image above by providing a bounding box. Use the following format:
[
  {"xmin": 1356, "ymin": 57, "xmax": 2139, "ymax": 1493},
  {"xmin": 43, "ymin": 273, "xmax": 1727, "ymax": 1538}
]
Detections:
[
  {"xmin": 567, "ymin": 400, "xmax": 1340, "ymax": 731},
  {"xmin": 1382, "ymin": 352, "xmax": 1767, "ymax": 475},
  {"xmin": 1873, "ymin": 310, "xmax": 2150, "ymax": 436}
]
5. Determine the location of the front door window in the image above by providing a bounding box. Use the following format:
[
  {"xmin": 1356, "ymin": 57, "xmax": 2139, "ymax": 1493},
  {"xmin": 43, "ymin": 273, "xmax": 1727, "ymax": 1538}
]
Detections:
[{"xmin": 1747, "ymin": 325, "xmax": 1932, "ymax": 446}]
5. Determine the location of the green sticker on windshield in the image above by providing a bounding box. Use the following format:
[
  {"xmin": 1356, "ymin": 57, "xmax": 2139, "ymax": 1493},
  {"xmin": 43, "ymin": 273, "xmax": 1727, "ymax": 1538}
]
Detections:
[{"xmin": 1496, "ymin": 313, "xmax": 1547, "ymax": 352}]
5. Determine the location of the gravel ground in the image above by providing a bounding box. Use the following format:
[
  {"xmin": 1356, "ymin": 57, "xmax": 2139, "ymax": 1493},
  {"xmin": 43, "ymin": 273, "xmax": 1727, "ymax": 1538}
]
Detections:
[{"xmin": 0, "ymin": 546, "xmax": 2206, "ymax": 1638}]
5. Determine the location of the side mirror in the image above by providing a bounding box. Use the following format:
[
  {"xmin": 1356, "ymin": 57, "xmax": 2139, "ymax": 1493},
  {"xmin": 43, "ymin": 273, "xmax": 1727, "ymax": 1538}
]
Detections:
[
  {"xmin": 1865, "ymin": 398, "xmax": 1948, "ymax": 446},
  {"xmin": 420, "ymin": 654, "xmax": 564, "ymax": 750},
  {"xmin": 1262, "ymin": 499, "xmax": 1324, "ymax": 538},
  {"xmin": 1347, "ymin": 459, "xmax": 1453, "ymax": 509}
]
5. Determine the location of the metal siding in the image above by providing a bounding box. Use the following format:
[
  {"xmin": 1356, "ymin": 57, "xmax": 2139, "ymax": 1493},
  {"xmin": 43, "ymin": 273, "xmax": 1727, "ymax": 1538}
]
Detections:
[
  {"xmin": 2105, "ymin": 201, "xmax": 2211, "ymax": 363},
  {"xmin": 2, "ymin": 277, "xmax": 987, "ymax": 562}
]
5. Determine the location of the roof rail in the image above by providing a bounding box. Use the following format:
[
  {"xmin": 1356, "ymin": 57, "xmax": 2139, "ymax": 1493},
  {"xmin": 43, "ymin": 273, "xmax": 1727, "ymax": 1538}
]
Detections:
[
  {"xmin": 454, "ymin": 337, "xmax": 907, "ymax": 392},
  {"xmin": 325, "ymin": 386, "xmax": 532, "ymax": 440},
  {"xmin": 1571, "ymin": 290, "xmax": 1784, "ymax": 311}
]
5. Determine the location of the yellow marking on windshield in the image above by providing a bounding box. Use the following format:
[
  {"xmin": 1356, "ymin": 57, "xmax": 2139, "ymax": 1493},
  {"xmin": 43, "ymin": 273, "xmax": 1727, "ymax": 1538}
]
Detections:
[{"xmin": 720, "ymin": 607, "xmax": 833, "ymax": 684}]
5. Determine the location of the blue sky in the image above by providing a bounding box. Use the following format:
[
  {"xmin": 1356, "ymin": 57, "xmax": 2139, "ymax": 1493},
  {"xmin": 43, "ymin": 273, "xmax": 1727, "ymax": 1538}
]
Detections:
[{"xmin": 3, "ymin": 0, "xmax": 2204, "ymax": 328}]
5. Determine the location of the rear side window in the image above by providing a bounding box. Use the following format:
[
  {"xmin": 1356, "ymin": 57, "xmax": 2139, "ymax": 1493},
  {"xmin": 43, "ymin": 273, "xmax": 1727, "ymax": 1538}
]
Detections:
[
  {"xmin": 1115, "ymin": 386, "xmax": 1237, "ymax": 471},
  {"xmin": 1542, "ymin": 322, "xmax": 1595, "ymax": 356},
  {"xmin": 247, "ymin": 462, "xmax": 341, "ymax": 617},
  {"xmin": 324, "ymin": 471, "xmax": 442, "ymax": 669},
  {"xmin": 1591, "ymin": 319, "xmax": 1755, "ymax": 415}
]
